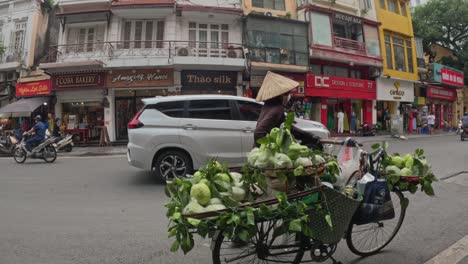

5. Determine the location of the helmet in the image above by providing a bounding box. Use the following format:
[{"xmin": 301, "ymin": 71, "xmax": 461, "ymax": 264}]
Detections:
[{"xmin": 34, "ymin": 115, "xmax": 42, "ymax": 121}]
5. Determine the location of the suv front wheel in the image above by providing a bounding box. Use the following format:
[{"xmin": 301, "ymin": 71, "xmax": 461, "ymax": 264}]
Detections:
[{"xmin": 153, "ymin": 150, "xmax": 193, "ymax": 182}]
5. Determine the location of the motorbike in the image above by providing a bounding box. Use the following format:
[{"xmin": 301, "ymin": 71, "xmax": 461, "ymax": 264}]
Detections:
[
  {"xmin": 461, "ymin": 126, "xmax": 468, "ymax": 141},
  {"xmin": 0, "ymin": 134, "xmax": 18, "ymax": 154},
  {"xmin": 357, "ymin": 122, "xmax": 377, "ymax": 136},
  {"xmin": 13, "ymin": 133, "xmax": 57, "ymax": 163},
  {"xmin": 52, "ymin": 133, "xmax": 74, "ymax": 152}
]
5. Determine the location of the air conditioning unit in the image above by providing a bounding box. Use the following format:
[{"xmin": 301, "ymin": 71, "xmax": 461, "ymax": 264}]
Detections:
[
  {"xmin": 176, "ymin": 47, "xmax": 191, "ymax": 57},
  {"xmin": 227, "ymin": 50, "xmax": 238, "ymax": 58},
  {"xmin": 7, "ymin": 72, "xmax": 17, "ymax": 81}
]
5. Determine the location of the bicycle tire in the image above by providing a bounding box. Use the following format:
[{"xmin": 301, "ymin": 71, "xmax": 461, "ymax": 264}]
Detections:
[{"xmin": 345, "ymin": 188, "xmax": 406, "ymax": 257}]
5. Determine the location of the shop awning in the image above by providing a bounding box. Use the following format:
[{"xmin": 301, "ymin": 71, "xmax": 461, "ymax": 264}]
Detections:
[
  {"xmin": 39, "ymin": 60, "xmax": 105, "ymax": 74},
  {"xmin": 0, "ymin": 97, "xmax": 49, "ymax": 117}
]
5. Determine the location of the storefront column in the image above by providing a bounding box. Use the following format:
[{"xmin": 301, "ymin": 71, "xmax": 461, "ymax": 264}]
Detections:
[
  {"xmin": 106, "ymin": 89, "xmax": 116, "ymax": 142},
  {"xmin": 320, "ymin": 98, "xmax": 327, "ymax": 127},
  {"xmin": 237, "ymin": 72, "xmax": 243, "ymax": 96},
  {"xmin": 372, "ymin": 100, "xmax": 377, "ymax": 125}
]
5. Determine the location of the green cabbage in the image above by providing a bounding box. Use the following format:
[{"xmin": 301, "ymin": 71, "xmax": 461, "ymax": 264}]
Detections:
[
  {"xmin": 183, "ymin": 198, "xmax": 206, "ymax": 215},
  {"xmin": 247, "ymin": 148, "xmax": 261, "ymax": 165},
  {"xmin": 312, "ymin": 155, "xmax": 326, "ymax": 165},
  {"xmin": 294, "ymin": 157, "xmax": 313, "ymax": 167},
  {"xmin": 209, "ymin": 198, "xmax": 223, "ymax": 205},
  {"xmin": 405, "ymin": 156, "xmax": 414, "ymax": 168},
  {"xmin": 386, "ymin": 165, "xmax": 401, "ymax": 176},
  {"xmin": 192, "ymin": 171, "xmax": 203, "ymax": 183},
  {"xmin": 215, "ymin": 173, "xmax": 231, "ymax": 183},
  {"xmin": 273, "ymin": 153, "xmax": 293, "ymax": 169},
  {"xmin": 401, "ymin": 168, "xmax": 412, "ymax": 176},
  {"xmin": 231, "ymin": 186, "xmax": 246, "ymax": 202},
  {"xmin": 253, "ymin": 148, "xmax": 273, "ymax": 169},
  {"xmin": 229, "ymin": 172, "xmax": 242, "ymax": 183},
  {"xmin": 205, "ymin": 204, "xmax": 227, "ymax": 212},
  {"xmin": 190, "ymin": 182, "xmax": 211, "ymax": 206},
  {"xmin": 391, "ymin": 156, "xmax": 406, "ymax": 169}
]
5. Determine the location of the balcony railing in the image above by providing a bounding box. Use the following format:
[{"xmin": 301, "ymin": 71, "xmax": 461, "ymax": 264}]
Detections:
[
  {"xmin": 45, "ymin": 40, "xmax": 244, "ymax": 63},
  {"xmin": 334, "ymin": 36, "xmax": 366, "ymax": 52},
  {"xmin": 247, "ymin": 47, "xmax": 308, "ymax": 67},
  {"xmin": 0, "ymin": 47, "xmax": 25, "ymax": 64}
]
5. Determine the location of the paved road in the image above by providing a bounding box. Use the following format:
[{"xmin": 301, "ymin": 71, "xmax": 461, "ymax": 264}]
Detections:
[{"xmin": 0, "ymin": 135, "xmax": 467, "ymax": 264}]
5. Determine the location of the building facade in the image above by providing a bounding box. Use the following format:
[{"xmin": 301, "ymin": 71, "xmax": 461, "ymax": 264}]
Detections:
[
  {"xmin": 297, "ymin": 0, "xmax": 383, "ymax": 132},
  {"xmin": 40, "ymin": 0, "xmax": 245, "ymax": 142},
  {"xmin": 0, "ymin": 0, "xmax": 52, "ymax": 108},
  {"xmin": 374, "ymin": 0, "xmax": 417, "ymax": 133}
]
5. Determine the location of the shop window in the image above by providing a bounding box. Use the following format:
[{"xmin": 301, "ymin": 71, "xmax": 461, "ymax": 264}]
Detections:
[
  {"xmin": 379, "ymin": 0, "xmax": 386, "ymax": 9},
  {"xmin": 362, "ymin": 0, "xmax": 372, "ymax": 9},
  {"xmin": 188, "ymin": 100, "xmax": 232, "ymax": 120},
  {"xmin": 12, "ymin": 20, "xmax": 26, "ymax": 51},
  {"xmin": 384, "ymin": 32, "xmax": 415, "ymax": 73},
  {"xmin": 310, "ymin": 64, "xmax": 322, "ymax": 74},
  {"xmin": 121, "ymin": 20, "xmax": 165, "ymax": 49},
  {"xmin": 311, "ymin": 12, "xmax": 332, "ymax": 46},
  {"xmin": 237, "ymin": 100, "xmax": 262, "ymax": 121},
  {"xmin": 324, "ymin": 66, "xmax": 348, "ymax": 77},
  {"xmin": 350, "ymin": 69, "xmax": 362, "ymax": 79},
  {"xmin": 363, "ymin": 24, "xmax": 381, "ymax": 56},
  {"xmin": 252, "ymin": 0, "xmax": 285, "ymax": 10},
  {"xmin": 332, "ymin": 14, "xmax": 363, "ymax": 43}
]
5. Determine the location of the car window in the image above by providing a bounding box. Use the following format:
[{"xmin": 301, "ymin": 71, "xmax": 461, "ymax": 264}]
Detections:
[
  {"xmin": 147, "ymin": 101, "xmax": 185, "ymax": 118},
  {"xmin": 237, "ymin": 100, "xmax": 262, "ymax": 121},
  {"xmin": 188, "ymin": 100, "xmax": 232, "ymax": 120}
]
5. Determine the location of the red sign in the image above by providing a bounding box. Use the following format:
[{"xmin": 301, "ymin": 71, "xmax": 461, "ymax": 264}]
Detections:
[
  {"xmin": 305, "ymin": 74, "xmax": 376, "ymax": 100},
  {"xmin": 16, "ymin": 80, "xmax": 51, "ymax": 97},
  {"xmin": 52, "ymin": 72, "xmax": 106, "ymax": 90},
  {"xmin": 427, "ymin": 86, "xmax": 457, "ymax": 101},
  {"xmin": 441, "ymin": 67, "xmax": 464, "ymax": 87},
  {"xmin": 282, "ymin": 74, "xmax": 305, "ymax": 96}
]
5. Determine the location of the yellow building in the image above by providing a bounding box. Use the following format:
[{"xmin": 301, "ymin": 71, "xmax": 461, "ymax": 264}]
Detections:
[
  {"xmin": 242, "ymin": 0, "xmax": 297, "ymax": 18},
  {"xmin": 374, "ymin": 0, "xmax": 418, "ymax": 132}
]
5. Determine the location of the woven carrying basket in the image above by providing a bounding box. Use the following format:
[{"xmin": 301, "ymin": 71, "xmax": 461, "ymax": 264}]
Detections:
[
  {"xmin": 263, "ymin": 165, "xmax": 325, "ymax": 195},
  {"xmin": 308, "ymin": 187, "xmax": 362, "ymax": 244}
]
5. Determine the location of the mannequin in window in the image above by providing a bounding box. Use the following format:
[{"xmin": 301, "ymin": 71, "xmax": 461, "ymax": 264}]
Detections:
[{"xmin": 337, "ymin": 109, "xmax": 344, "ymax": 133}]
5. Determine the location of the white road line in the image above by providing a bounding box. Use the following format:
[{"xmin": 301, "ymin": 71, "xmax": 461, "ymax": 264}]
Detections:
[
  {"xmin": 0, "ymin": 155, "xmax": 126, "ymax": 160},
  {"xmin": 424, "ymin": 234, "xmax": 468, "ymax": 264}
]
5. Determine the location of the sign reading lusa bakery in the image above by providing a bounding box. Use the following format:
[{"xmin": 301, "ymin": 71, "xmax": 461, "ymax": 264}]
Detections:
[
  {"xmin": 108, "ymin": 68, "xmax": 173, "ymax": 88},
  {"xmin": 52, "ymin": 72, "xmax": 106, "ymax": 90},
  {"xmin": 181, "ymin": 71, "xmax": 238, "ymax": 90}
]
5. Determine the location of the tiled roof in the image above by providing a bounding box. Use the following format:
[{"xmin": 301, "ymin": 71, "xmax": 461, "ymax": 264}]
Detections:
[{"xmin": 57, "ymin": 2, "xmax": 111, "ymax": 16}]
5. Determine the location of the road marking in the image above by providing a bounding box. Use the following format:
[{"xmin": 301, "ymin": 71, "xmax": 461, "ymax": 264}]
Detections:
[
  {"xmin": 424, "ymin": 234, "xmax": 468, "ymax": 264},
  {"xmin": 0, "ymin": 155, "xmax": 126, "ymax": 160}
]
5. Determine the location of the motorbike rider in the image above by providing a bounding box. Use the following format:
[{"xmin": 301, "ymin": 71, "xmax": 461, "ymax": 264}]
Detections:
[
  {"xmin": 461, "ymin": 112, "xmax": 468, "ymax": 132},
  {"xmin": 254, "ymin": 71, "xmax": 322, "ymax": 149},
  {"xmin": 24, "ymin": 115, "xmax": 46, "ymax": 152}
]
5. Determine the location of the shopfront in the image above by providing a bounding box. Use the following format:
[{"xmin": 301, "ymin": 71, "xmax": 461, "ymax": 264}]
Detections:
[
  {"xmin": 426, "ymin": 85, "xmax": 457, "ymax": 129},
  {"xmin": 181, "ymin": 70, "xmax": 239, "ymax": 95},
  {"xmin": 107, "ymin": 68, "xmax": 174, "ymax": 140},
  {"xmin": 376, "ymin": 77, "xmax": 414, "ymax": 132},
  {"xmin": 52, "ymin": 72, "xmax": 107, "ymax": 143},
  {"xmin": 306, "ymin": 74, "xmax": 375, "ymax": 132}
]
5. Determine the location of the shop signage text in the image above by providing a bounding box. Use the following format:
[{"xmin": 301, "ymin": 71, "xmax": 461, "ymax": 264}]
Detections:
[
  {"xmin": 427, "ymin": 86, "xmax": 456, "ymax": 101},
  {"xmin": 433, "ymin": 63, "xmax": 464, "ymax": 87},
  {"xmin": 306, "ymin": 74, "xmax": 376, "ymax": 100},
  {"xmin": 389, "ymin": 81, "xmax": 405, "ymax": 100},
  {"xmin": 16, "ymin": 80, "xmax": 51, "ymax": 97},
  {"xmin": 108, "ymin": 68, "xmax": 174, "ymax": 88},
  {"xmin": 53, "ymin": 72, "xmax": 105, "ymax": 89},
  {"xmin": 376, "ymin": 78, "xmax": 414, "ymax": 102},
  {"xmin": 334, "ymin": 13, "xmax": 361, "ymax": 24},
  {"xmin": 181, "ymin": 71, "xmax": 237, "ymax": 90}
]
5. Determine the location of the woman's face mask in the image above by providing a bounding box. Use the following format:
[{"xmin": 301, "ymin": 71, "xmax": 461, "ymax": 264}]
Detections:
[{"xmin": 282, "ymin": 94, "xmax": 291, "ymax": 105}]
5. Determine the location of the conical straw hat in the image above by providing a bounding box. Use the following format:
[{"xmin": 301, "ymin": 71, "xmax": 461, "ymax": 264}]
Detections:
[{"xmin": 256, "ymin": 71, "xmax": 299, "ymax": 102}]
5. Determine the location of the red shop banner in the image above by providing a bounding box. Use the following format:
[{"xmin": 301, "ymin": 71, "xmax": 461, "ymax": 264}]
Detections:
[
  {"xmin": 427, "ymin": 86, "xmax": 457, "ymax": 101},
  {"xmin": 16, "ymin": 79, "xmax": 51, "ymax": 97},
  {"xmin": 441, "ymin": 67, "xmax": 464, "ymax": 87},
  {"xmin": 305, "ymin": 74, "xmax": 376, "ymax": 100}
]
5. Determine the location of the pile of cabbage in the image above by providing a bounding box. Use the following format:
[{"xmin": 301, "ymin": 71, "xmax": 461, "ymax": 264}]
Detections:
[
  {"xmin": 246, "ymin": 114, "xmax": 339, "ymax": 186},
  {"xmin": 382, "ymin": 147, "xmax": 437, "ymax": 196},
  {"xmin": 166, "ymin": 160, "xmax": 249, "ymax": 216}
]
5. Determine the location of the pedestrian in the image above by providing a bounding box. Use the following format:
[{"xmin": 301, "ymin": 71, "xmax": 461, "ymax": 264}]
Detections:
[
  {"xmin": 350, "ymin": 111, "xmax": 357, "ymax": 134},
  {"xmin": 427, "ymin": 112, "xmax": 436, "ymax": 135},
  {"xmin": 337, "ymin": 110, "xmax": 344, "ymax": 133},
  {"xmin": 384, "ymin": 108, "xmax": 390, "ymax": 131}
]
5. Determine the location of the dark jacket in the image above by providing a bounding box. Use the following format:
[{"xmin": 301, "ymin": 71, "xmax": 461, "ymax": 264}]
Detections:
[{"xmin": 254, "ymin": 97, "xmax": 322, "ymax": 149}]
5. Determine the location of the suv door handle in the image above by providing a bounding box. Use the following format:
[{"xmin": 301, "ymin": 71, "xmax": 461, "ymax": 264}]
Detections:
[
  {"xmin": 243, "ymin": 127, "xmax": 254, "ymax": 133},
  {"xmin": 182, "ymin": 124, "xmax": 197, "ymax": 130}
]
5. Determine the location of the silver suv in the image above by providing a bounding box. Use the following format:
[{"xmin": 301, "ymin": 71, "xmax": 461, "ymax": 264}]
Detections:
[{"xmin": 127, "ymin": 95, "xmax": 329, "ymax": 181}]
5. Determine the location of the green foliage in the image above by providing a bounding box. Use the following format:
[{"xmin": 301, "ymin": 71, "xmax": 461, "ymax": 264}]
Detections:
[
  {"xmin": 41, "ymin": 0, "xmax": 56, "ymax": 14},
  {"xmin": 0, "ymin": 43, "xmax": 5, "ymax": 57}
]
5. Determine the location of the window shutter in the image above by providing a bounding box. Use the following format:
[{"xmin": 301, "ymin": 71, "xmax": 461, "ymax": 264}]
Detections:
[{"xmin": 96, "ymin": 25, "xmax": 105, "ymax": 42}]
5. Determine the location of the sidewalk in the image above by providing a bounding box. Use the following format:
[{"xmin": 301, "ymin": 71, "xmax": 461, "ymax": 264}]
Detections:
[{"xmin": 60, "ymin": 132, "xmax": 457, "ymax": 157}]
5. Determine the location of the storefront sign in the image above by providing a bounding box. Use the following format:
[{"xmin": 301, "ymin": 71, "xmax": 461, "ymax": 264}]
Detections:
[
  {"xmin": 16, "ymin": 79, "xmax": 51, "ymax": 97},
  {"xmin": 376, "ymin": 78, "xmax": 414, "ymax": 102},
  {"xmin": 433, "ymin": 63, "xmax": 464, "ymax": 87},
  {"xmin": 107, "ymin": 68, "xmax": 173, "ymax": 88},
  {"xmin": 181, "ymin": 71, "xmax": 237, "ymax": 90},
  {"xmin": 427, "ymin": 86, "xmax": 457, "ymax": 101},
  {"xmin": 306, "ymin": 74, "xmax": 376, "ymax": 100},
  {"xmin": 334, "ymin": 13, "xmax": 362, "ymax": 24},
  {"xmin": 53, "ymin": 72, "xmax": 106, "ymax": 90}
]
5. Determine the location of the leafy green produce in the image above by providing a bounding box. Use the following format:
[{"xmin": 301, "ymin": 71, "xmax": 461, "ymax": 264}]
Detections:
[
  {"xmin": 190, "ymin": 182, "xmax": 211, "ymax": 206},
  {"xmin": 391, "ymin": 156, "xmax": 406, "ymax": 169}
]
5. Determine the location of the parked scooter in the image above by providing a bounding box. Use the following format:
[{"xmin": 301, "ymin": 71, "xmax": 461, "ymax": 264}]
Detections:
[
  {"xmin": 0, "ymin": 134, "xmax": 18, "ymax": 154},
  {"xmin": 357, "ymin": 122, "xmax": 377, "ymax": 136},
  {"xmin": 13, "ymin": 133, "xmax": 57, "ymax": 163},
  {"xmin": 461, "ymin": 126, "xmax": 468, "ymax": 141},
  {"xmin": 53, "ymin": 133, "xmax": 73, "ymax": 152}
]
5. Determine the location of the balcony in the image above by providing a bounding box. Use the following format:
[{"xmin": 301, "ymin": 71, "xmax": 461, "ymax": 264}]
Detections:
[
  {"xmin": 0, "ymin": 47, "xmax": 25, "ymax": 70},
  {"xmin": 334, "ymin": 37, "xmax": 366, "ymax": 52},
  {"xmin": 44, "ymin": 40, "xmax": 244, "ymax": 70},
  {"xmin": 247, "ymin": 47, "xmax": 309, "ymax": 72}
]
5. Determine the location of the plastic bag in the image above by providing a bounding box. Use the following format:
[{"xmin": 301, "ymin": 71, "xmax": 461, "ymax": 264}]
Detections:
[{"xmin": 334, "ymin": 138, "xmax": 362, "ymax": 189}]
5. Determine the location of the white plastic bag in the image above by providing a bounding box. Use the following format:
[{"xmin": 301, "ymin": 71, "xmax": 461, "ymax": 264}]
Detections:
[
  {"xmin": 357, "ymin": 173, "xmax": 375, "ymax": 195},
  {"xmin": 334, "ymin": 138, "xmax": 362, "ymax": 189}
]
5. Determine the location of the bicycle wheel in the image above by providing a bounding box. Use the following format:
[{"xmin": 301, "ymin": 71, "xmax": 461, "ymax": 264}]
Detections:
[
  {"xmin": 346, "ymin": 188, "xmax": 406, "ymax": 257},
  {"xmin": 212, "ymin": 219, "xmax": 305, "ymax": 264}
]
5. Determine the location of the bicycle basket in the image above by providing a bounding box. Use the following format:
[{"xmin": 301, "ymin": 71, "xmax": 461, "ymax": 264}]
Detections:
[{"xmin": 308, "ymin": 187, "xmax": 362, "ymax": 244}]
